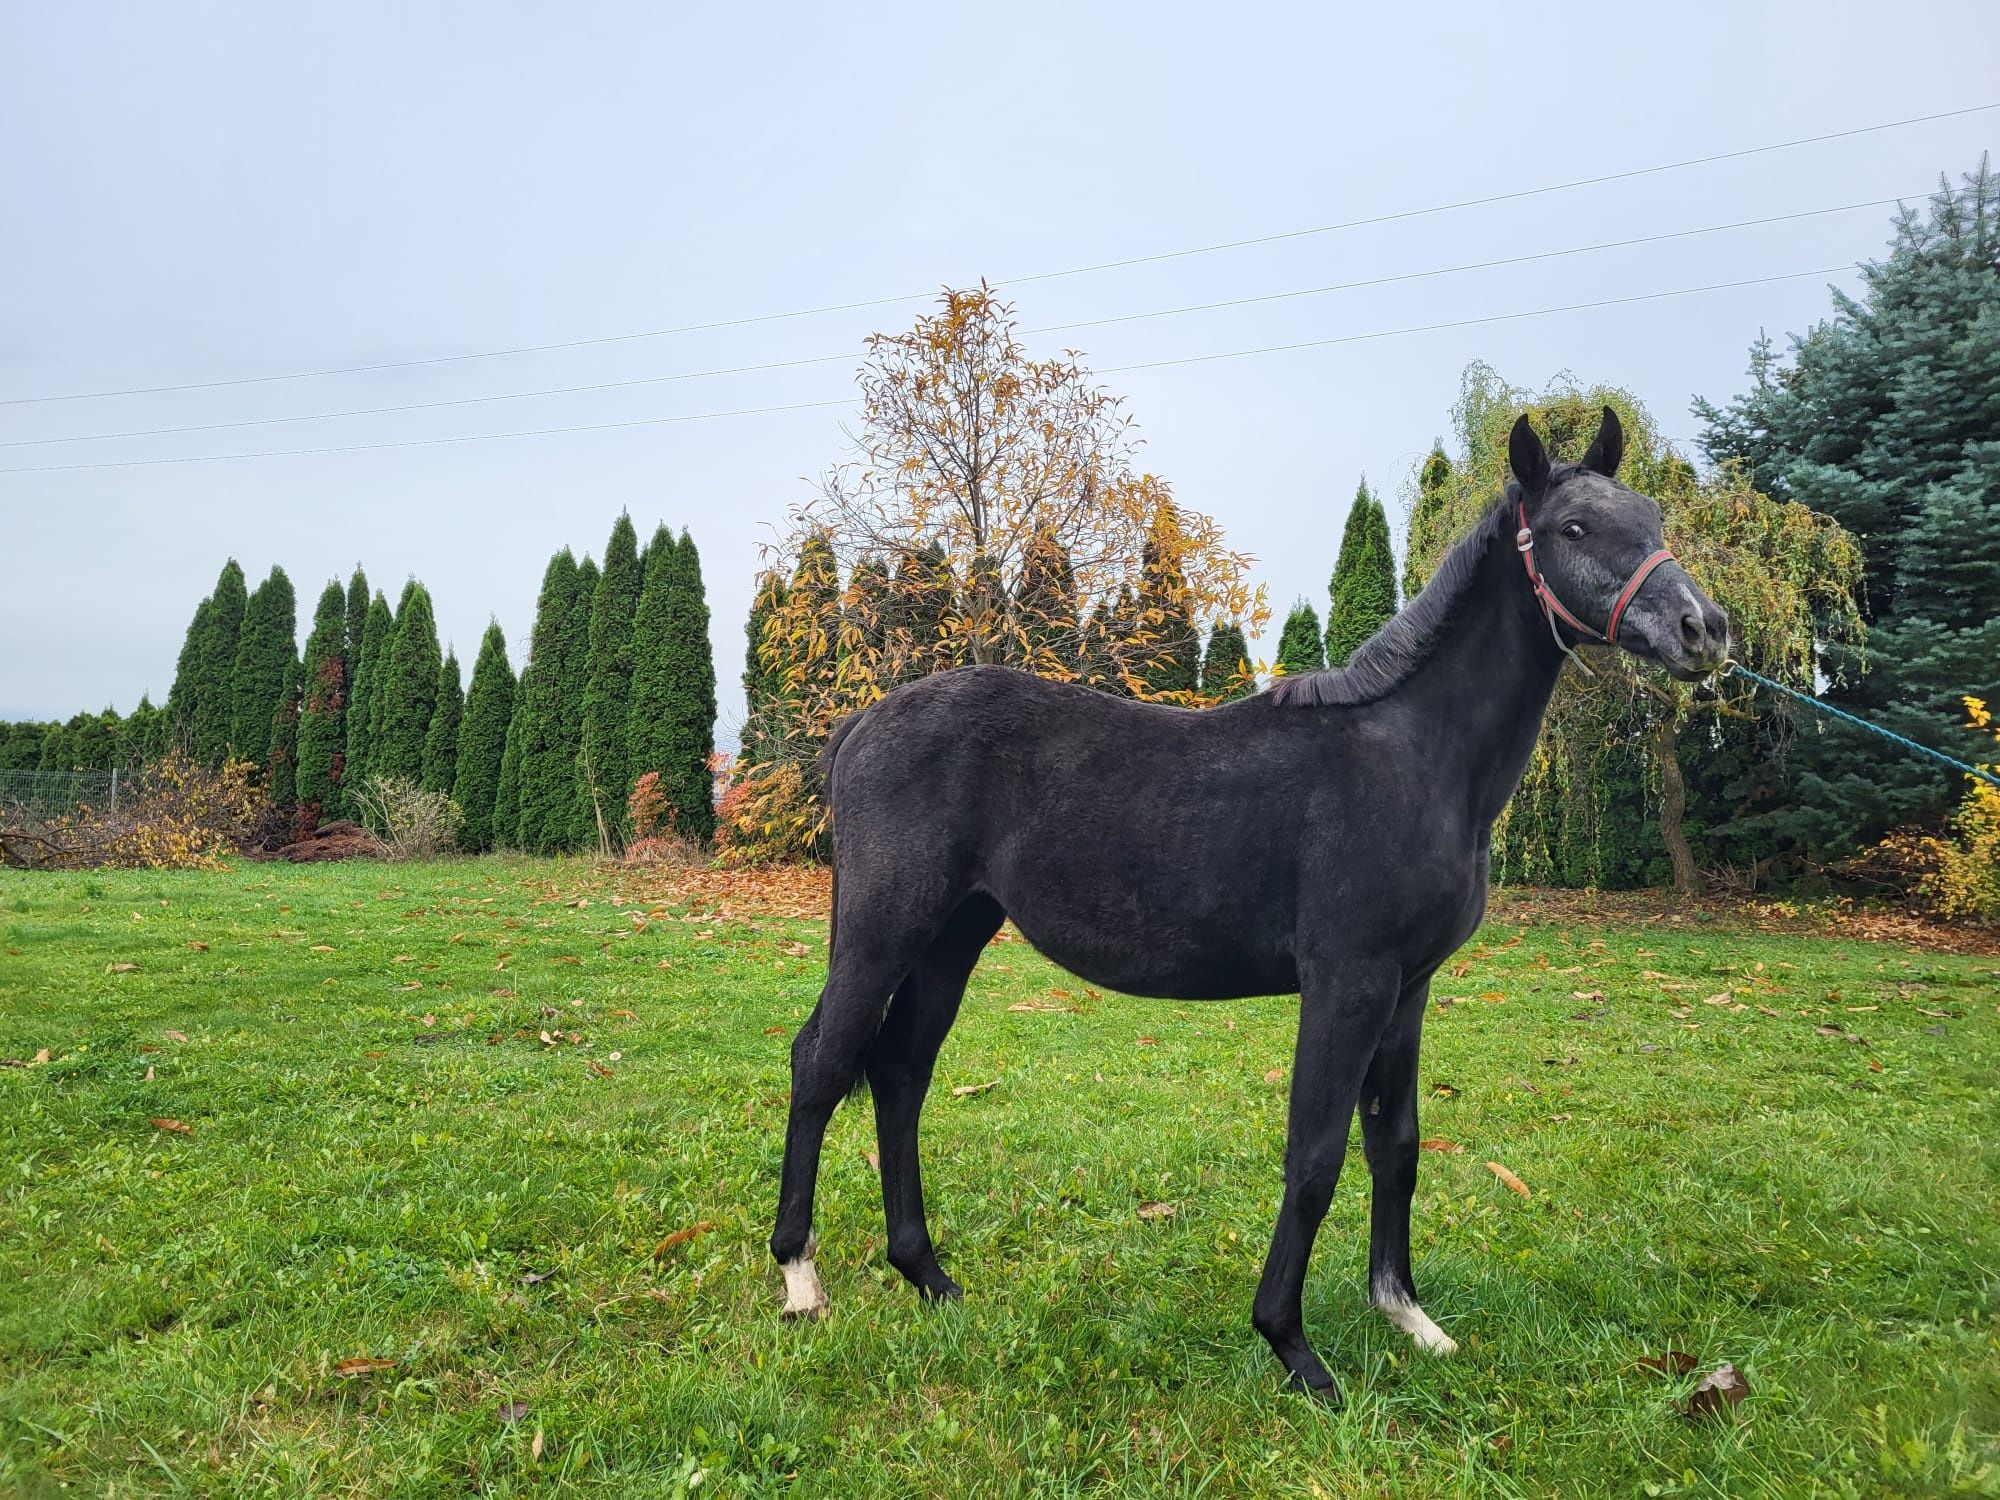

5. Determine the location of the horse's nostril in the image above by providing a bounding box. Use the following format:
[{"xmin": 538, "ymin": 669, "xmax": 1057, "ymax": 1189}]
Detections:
[{"xmin": 1679, "ymin": 611, "xmax": 1705, "ymax": 650}]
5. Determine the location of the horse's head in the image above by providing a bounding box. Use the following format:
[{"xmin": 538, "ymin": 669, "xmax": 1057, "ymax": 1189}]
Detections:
[{"xmin": 1508, "ymin": 408, "xmax": 1729, "ymax": 681}]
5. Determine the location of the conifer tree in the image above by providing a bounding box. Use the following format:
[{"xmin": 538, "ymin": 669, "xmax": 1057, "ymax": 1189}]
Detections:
[
  {"xmin": 37, "ymin": 721, "xmax": 72, "ymax": 772},
  {"xmin": 230, "ymin": 566, "xmax": 297, "ymax": 772},
  {"xmin": 563, "ymin": 557, "xmax": 601, "ymax": 848},
  {"xmin": 370, "ymin": 581, "xmax": 442, "ymax": 785},
  {"xmin": 453, "ymin": 623, "xmax": 516, "ymax": 852},
  {"xmin": 741, "ymin": 571, "xmax": 788, "ymax": 767},
  {"xmin": 581, "ymin": 514, "xmax": 643, "ymax": 842},
  {"xmin": 266, "ymin": 656, "xmax": 302, "ymax": 810},
  {"xmin": 1696, "ymin": 160, "xmax": 2000, "ymax": 856},
  {"xmin": 1403, "ymin": 444, "xmax": 1455, "ymax": 598},
  {"xmin": 1014, "ymin": 532, "xmax": 1079, "ymax": 671},
  {"xmin": 1136, "ymin": 529, "xmax": 1200, "ymax": 700},
  {"xmin": 344, "ymin": 591, "xmax": 393, "ymax": 794},
  {"xmin": 1200, "ymin": 623, "xmax": 1254, "ymax": 701},
  {"xmin": 2, "ymin": 722, "xmax": 48, "ymax": 772},
  {"xmin": 421, "ymin": 648, "xmax": 463, "ymax": 795},
  {"xmin": 1274, "ymin": 600, "xmax": 1326, "ymax": 677},
  {"xmin": 296, "ymin": 581, "xmax": 349, "ymax": 826},
  {"xmin": 628, "ymin": 531, "xmax": 718, "ymax": 840},
  {"xmin": 344, "ymin": 567, "xmax": 370, "ymax": 688},
  {"xmin": 1325, "ymin": 480, "xmax": 1398, "ymax": 666},
  {"xmin": 166, "ymin": 596, "xmax": 212, "ymax": 747},
  {"xmin": 510, "ymin": 550, "xmax": 584, "ymax": 853}
]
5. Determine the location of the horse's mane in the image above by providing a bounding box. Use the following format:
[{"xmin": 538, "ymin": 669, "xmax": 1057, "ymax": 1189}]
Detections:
[{"xmin": 1266, "ymin": 488, "xmax": 1517, "ymax": 709}]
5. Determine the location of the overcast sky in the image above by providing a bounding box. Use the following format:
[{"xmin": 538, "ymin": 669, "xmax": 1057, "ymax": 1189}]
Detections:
[{"xmin": 3, "ymin": 3, "xmax": 1995, "ymax": 740}]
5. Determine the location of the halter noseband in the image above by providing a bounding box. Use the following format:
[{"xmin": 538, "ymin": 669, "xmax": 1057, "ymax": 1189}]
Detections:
[{"xmin": 1515, "ymin": 498, "xmax": 1676, "ymax": 670}]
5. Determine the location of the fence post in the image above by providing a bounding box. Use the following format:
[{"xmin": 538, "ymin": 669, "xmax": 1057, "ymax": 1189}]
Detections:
[{"xmin": 110, "ymin": 767, "xmax": 120, "ymax": 817}]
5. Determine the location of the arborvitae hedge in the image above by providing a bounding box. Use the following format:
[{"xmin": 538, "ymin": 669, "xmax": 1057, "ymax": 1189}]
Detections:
[
  {"xmin": 581, "ymin": 514, "xmax": 642, "ymax": 842},
  {"xmin": 421, "ymin": 648, "xmax": 463, "ymax": 795},
  {"xmin": 628, "ymin": 531, "xmax": 717, "ymax": 840},
  {"xmin": 266, "ymin": 655, "xmax": 302, "ymax": 810},
  {"xmin": 369, "ymin": 581, "xmax": 442, "ymax": 785},
  {"xmin": 1274, "ymin": 600, "xmax": 1326, "ymax": 677},
  {"xmin": 509, "ymin": 549, "xmax": 585, "ymax": 854},
  {"xmin": 296, "ymin": 582, "xmax": 349, "ymax": 825},
  {"xmin": 1325, "ymin": 480, "xmax": 1398, "ymax": 667},
  {"xmin": 166, "ymin": 560, "xmax": 246, "ymax": 765},
  {"xmin": 562, "ymin": 557, "xmax": 601, "ymax": 849},
  {"xmin": 453, "ymin": 623, "xmax": 515, "ymax": 852},
  {"xmin": 344, "ymin": 591, "xmax": 393, "ymax": 793},
  {"xmin": 230, "ymin": 566, "xmax": 297, "ymax": 773},
  {"xmin": 741, "ymin": 571, "xmax": 788, "ymax": 766},
  {"xmin": 1200, "ymin": 623, "xmax": 1253, "ymax": 701},
  {"xmin": 344, "ymin": 568, "xmax": 370, "ymax": 691}
]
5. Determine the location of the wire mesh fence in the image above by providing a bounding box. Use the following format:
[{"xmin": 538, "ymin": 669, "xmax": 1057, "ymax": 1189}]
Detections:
[{"xmin": 0, "ymin": 767, "xmax": 133, "ymax": 820}]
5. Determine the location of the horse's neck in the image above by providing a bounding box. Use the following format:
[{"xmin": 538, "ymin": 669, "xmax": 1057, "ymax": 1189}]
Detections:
[{"xmin": 1400, "ymin": 534, "xmax": 1567, "ymax": 829}]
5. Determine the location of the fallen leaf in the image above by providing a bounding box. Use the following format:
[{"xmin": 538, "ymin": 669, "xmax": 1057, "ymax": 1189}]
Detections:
[
  {"xmin": 539, "ymin": 1030, "xmax": 556, "ymax": 1046},
  {"xmin": 1263, "ymin": 1067, "xmax": 1285, "ymax": 1083},
  {"xmin": 1486, "ymin": 1161, "xmax": 1530, "ymax": 1197},
  {"xmin": 1135, "ymin": 1036, "xmax": 1159, "ymax": 1046},
  {"xmin": 1680, "ymin": 1362, "xmax": 1750, "ymax": 1419},
  {"xmin": 609, "ymin": 1008, "xmax": 638, "ymax": 1020},
  {"xmin": 149, "ymin": 1118, "xmax": 193, "ymax": 1134},
  {"xmin": 107, "ymin": 962, "xmax": 138, "ymax": 974},
  {"xmin": 497, "ymin": 1400, "xmax": 530, "ymax": 1424},
  {"xmin": 1431, "ymin": 1082, "xmax": 1459, "ymax": 1098},
  {"xmin": 518, "ymin": 1269, "xmax": 554, "ymax": 1285},
  {"xmin": 311, "ymin": 944, "xmax": 334, "ymax": 953},
  {"xmin": 334, "ymin": 1356, "xmax": 396, "ymax": 1376},
  {"xmin": 142, "ymin": 1064, "xmax": 154, "ymax": 1081},
  {"xmin": 763, "ymin": 1025, "xmax": 787, "ymax": 1035},
  {"xmin": 1419, "ymin": 1139, "xmax": 1464, "ymax": 1153},
  {"xmin": 490, "ymin": 987, "xmax": 517, "ymax": 998},
  {"xmin": 863, "ymin": 1148, "xmax": 880, "ymax": 1171},
  {"xmin": 654, "ymin": 1221, "xmax": 713, "ymax": 1254},
  {"xmin": 952, "ymin": 1079, "xmax": 998, "ymax": 1097},
  {"xmin": 1571, "ymin": 990, "xmax": 1605, "ymax": 1002},
  {"xmin": 1136, "ymin": 1201, "xmax": 1176, "ymax": 1220},
  {"xmin": 1449, "ymin": 960, "xmax": 1470, "ymax": 978},
  {"xmin": 1916, "ymin": 1007, "xmax": 1956, "ymax": 1019},
  {"xmin": 531, "ymin": 1427, "xmax": 544, "ymax": 1462},
  {"xmin": 1867, "ymin": 1058, "xmax": 1883, "ymax": 1073},
  {"xmin": 1636, "ymin": 1349, "xmax": 1698, "ymax": 1376},
  {"xmin": 1479, "ymin": 991, "xmax": 1506, "ymax": 1002},
  {"xmin": 586, "ymin": 1060, "xmax": 614, "ymax": 1079},
  {"xmin": 1703, "ymin": 992, "xmax": 1735, "ymax": 1006},
  {"xmin": 185, "ymin": 941, "xmax": 209, "ymax": 952}
]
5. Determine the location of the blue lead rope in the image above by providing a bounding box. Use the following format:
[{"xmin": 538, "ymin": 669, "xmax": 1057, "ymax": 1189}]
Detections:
[{"xmin": 1723, "ymin": 660, "xmax": 2000, "ymax": 790}]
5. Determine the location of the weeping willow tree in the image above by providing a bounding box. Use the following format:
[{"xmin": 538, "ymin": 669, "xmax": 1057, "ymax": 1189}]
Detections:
[{"xmin": 1405, "ymin": 364, "xmax": 1863, "ymax": 893}]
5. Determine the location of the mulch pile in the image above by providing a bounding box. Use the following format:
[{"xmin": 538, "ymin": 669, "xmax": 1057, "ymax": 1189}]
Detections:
[{"xmin": 256, "ymin": 820, "xmax": 381, "ymax": 864}]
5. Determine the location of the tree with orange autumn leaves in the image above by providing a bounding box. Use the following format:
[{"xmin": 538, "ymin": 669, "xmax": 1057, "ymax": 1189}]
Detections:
[{"xmin": 724, "ymin": 287, "xmax": 1266, "ymax": 861}]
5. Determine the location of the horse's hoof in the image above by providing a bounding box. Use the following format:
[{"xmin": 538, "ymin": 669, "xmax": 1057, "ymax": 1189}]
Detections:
[
  {"xmin": 780, "ymin": 1253, "xmax": 828, "ymax": 1320},
  {"xmin": 1286, "ymin": 1371, "xmax": 1343, "ymax": 1406},
  {"xmin": 919, "ymin": 1274, "xmax": 964, "ymax": 1303},
  {"xmin": 779, "ymin": 1302, "xmax": 828, "ymax": 1323}
]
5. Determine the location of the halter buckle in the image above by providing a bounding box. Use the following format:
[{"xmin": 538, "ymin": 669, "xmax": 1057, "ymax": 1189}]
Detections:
[{"xmin": 1515, "ymin": 526, "xmax": 1534, "ymax": 553}]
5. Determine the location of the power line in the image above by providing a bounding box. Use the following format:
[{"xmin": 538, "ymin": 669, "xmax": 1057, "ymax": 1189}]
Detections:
[
  {"xmin": 0, "ymin": 265, "xmax": 1851, "ymax": 475},
  {"xmin": 0, "ymin": 195, "xmax": 1906, "ymax": 450},
  {"xmin": 2, "ymin": 102, "xmax": 1988, "ymax": 409},
  {"xmin": 1096, "ymin": 266, "xmax": 1849, "ymax": 374}
]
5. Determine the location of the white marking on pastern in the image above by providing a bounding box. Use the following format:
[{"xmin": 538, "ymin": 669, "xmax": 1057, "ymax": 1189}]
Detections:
[
  {"xmin": 781, "ymin": 1242, "xmax": 829, "ymax": 1320},
  {"xmin": 1372, "ymin": 1279, "xmax": 1457, "ymax": 1355}
]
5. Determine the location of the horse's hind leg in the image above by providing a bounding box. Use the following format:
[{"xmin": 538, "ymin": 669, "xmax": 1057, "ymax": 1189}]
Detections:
[
  {"xmin": 868, "ymin": 894, "xmax": 1004, "ymax": 1301},
  {"xmin": 1360, "ymin": 979, "xmax": 1456, "ymax": 1354},
  {"xmin": 770, "ymin": 936, "xmax": 928, "ymax": 1320}
]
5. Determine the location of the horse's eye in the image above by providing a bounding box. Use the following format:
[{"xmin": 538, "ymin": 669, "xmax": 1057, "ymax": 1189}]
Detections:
[{"xmin": 1559, "ymin": 522, "xmax": 1586, "ymax": 541}]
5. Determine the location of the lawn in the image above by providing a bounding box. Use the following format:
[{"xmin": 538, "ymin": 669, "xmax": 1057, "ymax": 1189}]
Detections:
[{"xmin": 1, "ymin": 859, "xmax": 1996, "ymax": 1497}]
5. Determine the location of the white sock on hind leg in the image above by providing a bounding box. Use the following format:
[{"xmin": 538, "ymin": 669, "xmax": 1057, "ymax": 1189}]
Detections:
[
  {"xmin": 1372, "ymin": 1277, "xmax": 1457, "ymax": 1354},
  {"xmin": 781, "ymin": 1240, "xmax": 829, "ymax": 1319}
]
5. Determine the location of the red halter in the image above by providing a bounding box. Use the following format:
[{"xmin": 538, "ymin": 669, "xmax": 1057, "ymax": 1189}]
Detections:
[{"xmin": 1515, "ymin": 500, "xmax": 1676, "ymax": 648}]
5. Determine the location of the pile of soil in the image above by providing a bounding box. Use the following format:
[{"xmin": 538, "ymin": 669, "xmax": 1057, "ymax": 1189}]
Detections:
[{"xmin": 268, "ymin": 820, "xmax": 381, "ymax": 863}]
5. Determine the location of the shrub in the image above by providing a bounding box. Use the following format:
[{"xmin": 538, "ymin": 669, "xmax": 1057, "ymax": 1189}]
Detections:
[
  {"xmin": 1862, "ymin": 698, "xmax": 2000, "ymax": 922},
  {"xmin": 0, "ymin": 750, "xmax": 258, "ymax": 870},
  {"xmin": 348, "ymin": 775, "xmax": 461, "ymax": 861}
]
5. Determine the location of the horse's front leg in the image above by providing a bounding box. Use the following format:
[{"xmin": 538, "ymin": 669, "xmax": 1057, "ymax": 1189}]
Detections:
[
  {"xmin": 1251, "ymin": 957, "xmax": 1399, "ymax": 1399},
  {"xmin": 1360, "ymin": 978, "xmax": 1457, "ymax": 1354}
]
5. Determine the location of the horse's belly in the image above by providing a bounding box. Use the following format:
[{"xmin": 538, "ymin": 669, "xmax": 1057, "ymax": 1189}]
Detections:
[{"xmin": 1002, "ymin": 905, "xmax": 1298, "ymax": 1001}]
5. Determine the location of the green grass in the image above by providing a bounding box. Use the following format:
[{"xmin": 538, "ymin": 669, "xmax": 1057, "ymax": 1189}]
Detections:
[{"xmin": 1, "ymin": 859, "xmax": 1996, "ymax": 1497}]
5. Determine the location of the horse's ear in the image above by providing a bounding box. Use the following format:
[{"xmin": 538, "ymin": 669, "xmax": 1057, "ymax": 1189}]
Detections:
[
  {"xmin": 1580, "ymin": 405, "xmax": 1624, "ymax": 478},
  {"xmin": 1509, "ymin": 414, "xmax": 1550, "ymax": 493}
]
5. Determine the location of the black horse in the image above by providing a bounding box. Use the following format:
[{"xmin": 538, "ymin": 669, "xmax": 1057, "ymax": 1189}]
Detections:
[{"xmin": 769, "ymin": 409, "xmax": 1729, "ymax": 1398}]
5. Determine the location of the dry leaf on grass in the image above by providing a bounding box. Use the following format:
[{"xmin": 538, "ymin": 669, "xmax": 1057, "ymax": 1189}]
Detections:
[
  {"xmin": 518, "ymin": 1269, "xmax": 555, "ymax": 1285},
  {"xmin": 1263, "ymin": 1067, "xmax": 1285, "ymax": 1083},
  {"xmin": 185, "ymin": 941, "xmax": 209, "ymax": 952},
  {"xmin": 106, "ymin": 962, "xmax": 138, "ymax": 974},
  {"xmin": 863, "ymin": 1149, "xmax": 880, "ymax": 1171},
  {"xmin": 1419, "ymin": 1139, "xmax": 1465, "ymax": 1153},
  {"xmin": 1486, "ymin": 1161, "xmax": 1531, "ymax": 1197},
  {"xmin": 162, "ymin": 1030, "xmax": 188, "ymax": 1043},
  {"xmin": 586, "ymin": 1060, "xmax": 614, "ymax": 1079},
  {"xmin": 334, "ymin": 1356, "xmax": 396, "ymax": 1376},
  {"xmin": 496, "ymin": 1400, "xmax": 530, "ymax": 1424},
  {"xmin": 653, "ymin": 1221, "xmax": 713, "ymax": 1256},
  {"xmin": 951, "ymin": 1079, "xmax": 998, "ymax": 1097},
  {"xmin": 531, "ymin": 1428, "xmax": 544, "ymax": 1462},
  {"xmin": 1136, "ymin": 1202, "xmax": 1176, "ymax": 1220},
  {"xmin": 149, "ymin": 1118, "xmax": 193, "ymax": 1134},
  {"xmin": 1679, "ymin": 1362, "xmax": 1750, "ymax": 1419}
]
